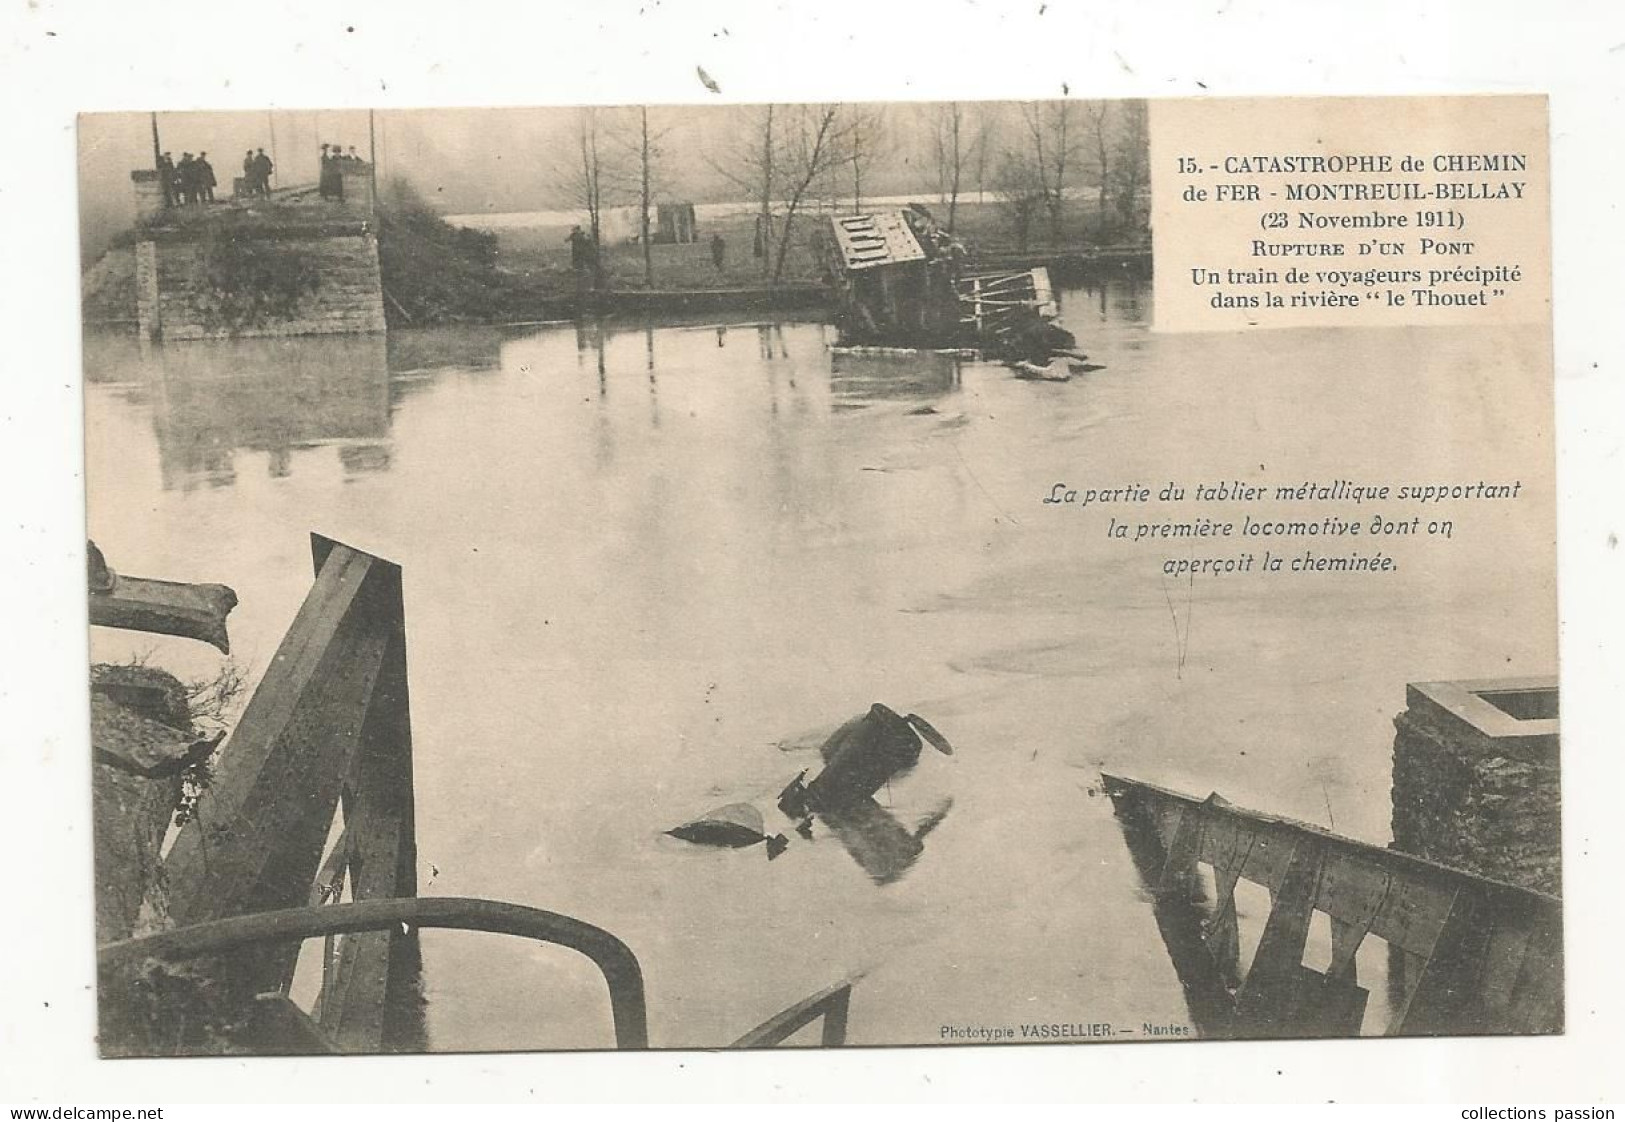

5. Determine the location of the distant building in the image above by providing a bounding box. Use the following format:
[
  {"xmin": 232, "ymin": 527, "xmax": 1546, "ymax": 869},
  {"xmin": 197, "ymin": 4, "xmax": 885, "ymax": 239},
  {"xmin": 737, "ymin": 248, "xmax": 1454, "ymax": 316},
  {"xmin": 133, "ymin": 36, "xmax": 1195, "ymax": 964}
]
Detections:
[{"xmin": 655, "ymin": 203, "xmax": 698, "ymax": 244}]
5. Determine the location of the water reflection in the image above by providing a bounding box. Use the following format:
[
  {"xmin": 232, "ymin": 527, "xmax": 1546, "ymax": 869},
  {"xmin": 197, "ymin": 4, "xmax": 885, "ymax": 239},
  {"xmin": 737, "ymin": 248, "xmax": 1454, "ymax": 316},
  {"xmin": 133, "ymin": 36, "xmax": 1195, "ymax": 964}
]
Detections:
[
  {"xmin": 1063, "ymin": 276, "xmax": 1150, "ymax": 340},
  {"xmin": 140, "ymin": 334, "xmax": 391, "ymax": 491},
  {"xmin": 82, "ymin": 327, "xmax": 521, "ymax": 494},
  {"xmin": 828, "ymin": 351, "xmax": 961, "ymax": 407},
  {"xmin": 817, "ymin": 796, "xmax": 953, "ymax": 886},
  {"xmin": 386, "ymin": 326, "xmax": 505, "ymax": 375}
]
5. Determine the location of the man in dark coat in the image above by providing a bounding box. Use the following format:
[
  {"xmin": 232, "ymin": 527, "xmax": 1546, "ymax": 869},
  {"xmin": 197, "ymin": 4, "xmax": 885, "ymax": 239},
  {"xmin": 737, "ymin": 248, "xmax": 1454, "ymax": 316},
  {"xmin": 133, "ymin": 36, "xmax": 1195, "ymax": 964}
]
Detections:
[
  {"xmin": 157, "ymin": 152, "xmax": 176, "ymax": 207},
  {"xmin": 196, "ymin": 152, "xmax": 217, "ymax": 203},
  {"xmin": 710, "ymin": 232, "xmax": 726, "ymax": 272},
  {"xmin": 252, "ymin": 148, "xmax": 274, "ymax": 196},
  {"xmin": 324, "ymin": 142, "xmax": 345, "ymax": 200},
  {"xmin": 176, "ymin": 153, "xmax": 196, "ymax": 204}
]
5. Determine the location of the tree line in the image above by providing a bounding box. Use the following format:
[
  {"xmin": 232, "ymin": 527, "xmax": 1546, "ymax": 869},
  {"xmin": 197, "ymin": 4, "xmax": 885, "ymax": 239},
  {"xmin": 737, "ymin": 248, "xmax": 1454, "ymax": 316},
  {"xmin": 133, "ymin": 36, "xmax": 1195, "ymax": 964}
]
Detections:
[{"xmin": 556, "ymin": 100, "xmax": 1151, "ymax": 285}]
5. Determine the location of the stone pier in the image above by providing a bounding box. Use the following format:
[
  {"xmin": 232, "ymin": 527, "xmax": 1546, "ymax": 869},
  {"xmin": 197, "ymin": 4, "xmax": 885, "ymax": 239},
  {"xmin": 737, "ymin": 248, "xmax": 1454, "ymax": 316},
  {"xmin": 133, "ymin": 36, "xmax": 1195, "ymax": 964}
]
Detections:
[
  {"xmin": 1390, "ymin": 677, "xmax": 1560, "ymax": 895},
  {"xmin": 133, "ymin": 224, "xmax": 386, "ymax": 341},
  {"xmin": 126, "ymin": 164, "xmax": 385, "ymax": 341}
]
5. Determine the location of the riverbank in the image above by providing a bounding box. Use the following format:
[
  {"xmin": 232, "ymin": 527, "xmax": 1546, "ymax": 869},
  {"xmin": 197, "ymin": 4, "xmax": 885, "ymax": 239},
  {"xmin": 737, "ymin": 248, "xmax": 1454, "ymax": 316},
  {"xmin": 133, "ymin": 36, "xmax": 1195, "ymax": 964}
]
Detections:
[{"xmin": 81, "ymin": 188, "xmax": 1150, "ymax": 330}]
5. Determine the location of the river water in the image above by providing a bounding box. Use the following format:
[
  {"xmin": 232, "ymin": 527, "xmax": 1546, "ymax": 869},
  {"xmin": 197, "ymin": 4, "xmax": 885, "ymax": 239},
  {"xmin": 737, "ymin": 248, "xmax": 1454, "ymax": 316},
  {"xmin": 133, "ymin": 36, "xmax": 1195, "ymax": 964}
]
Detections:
[{"xmin": 82, "ymin": 280, "xmax": 1555, "ymax": 1049}]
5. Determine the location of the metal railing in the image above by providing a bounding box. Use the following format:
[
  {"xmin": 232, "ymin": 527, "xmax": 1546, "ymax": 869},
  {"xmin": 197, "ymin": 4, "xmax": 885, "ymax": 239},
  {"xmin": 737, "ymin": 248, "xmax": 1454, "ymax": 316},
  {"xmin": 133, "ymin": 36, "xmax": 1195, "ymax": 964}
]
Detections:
[
  {"xmin": 1103, "ymin": 772, "xmax": 1563, "ymax": 1038},
  {"xmin": 730, "ymin": 978, "xmax": 857, "ymax": 1048},
  {"xmin": 99, "ymin": 896, "xmax": 650, "ymax": 1050}
]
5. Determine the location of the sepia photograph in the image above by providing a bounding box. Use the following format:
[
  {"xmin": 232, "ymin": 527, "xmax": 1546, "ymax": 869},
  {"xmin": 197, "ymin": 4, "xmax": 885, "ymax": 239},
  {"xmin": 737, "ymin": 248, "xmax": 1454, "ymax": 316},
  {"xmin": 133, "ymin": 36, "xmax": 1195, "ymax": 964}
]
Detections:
[{"xmin": 74, "ymin": 93, "xmax": 1561, "ymax": 1059}]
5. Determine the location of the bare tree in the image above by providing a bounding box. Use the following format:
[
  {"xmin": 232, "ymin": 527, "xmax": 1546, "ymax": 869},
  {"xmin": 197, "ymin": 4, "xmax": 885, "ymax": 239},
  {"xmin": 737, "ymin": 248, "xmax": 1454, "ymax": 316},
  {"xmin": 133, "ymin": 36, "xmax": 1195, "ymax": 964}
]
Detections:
[
  {"xmin": 1082, "ymin": 101, "xmax": 1112, "ymax": 234},
  {"xmin": 757, "ymin": 106, "xmax": 775, "ymax": 278},
  {"xmin": 770, "ymin": 104, "xmax": 854, "ymax": 284},
  {"xmin": 706, "ymin": 104, "xmax": 779, "ymax": 279},
  {"xmin": 618, "ymin": 106, "xmax": 673, "ymax": 288},
  {"xmin": 1019, "ymin": 101, "xmax": 1078, "ymax": 245},
  {"xmin": 638, "ymin": 107, "xmax": 654, "ymax": 287},
  {"xmin": 993, "ymin": 149, "xmax": 1046, "ymax": 253},
  {"xmin": 844, "ymin": 105, "xmax": 886, "ymax": 216},
  {"xmin": 931, "ymin": 102, "xmax": 966, "ymax": 233},
  {"xmin": 1110, "ymin": 100, "xmax": 1150, "ymax": 237},
  {"xmin": 973, "ymin": 102, "xmax": 999, "ymax": 204},
  {"xmin": 557, "ymin": 107, "xmax": 625, "ymax": 290}
]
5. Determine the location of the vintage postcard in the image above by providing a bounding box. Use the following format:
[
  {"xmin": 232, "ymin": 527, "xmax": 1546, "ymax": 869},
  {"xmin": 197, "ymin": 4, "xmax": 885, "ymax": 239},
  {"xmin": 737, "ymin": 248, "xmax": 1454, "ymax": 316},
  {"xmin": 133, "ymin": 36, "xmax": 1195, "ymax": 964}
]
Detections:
[{"xmin": 79, "ymin": 93, "xmax": 1557, "ymax": 1054}]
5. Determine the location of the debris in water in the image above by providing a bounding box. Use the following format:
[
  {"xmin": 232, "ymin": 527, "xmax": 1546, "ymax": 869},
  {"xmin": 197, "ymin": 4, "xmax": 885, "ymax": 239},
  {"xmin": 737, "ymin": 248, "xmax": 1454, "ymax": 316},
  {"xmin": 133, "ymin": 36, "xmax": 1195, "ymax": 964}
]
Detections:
[
  {"xmin": 667, "ymin": 802, "xmax": 788, "ymax": 859},
  {"xmin": 1011, "ymin": 359, "xmax": 1072, "ymax": 382}
]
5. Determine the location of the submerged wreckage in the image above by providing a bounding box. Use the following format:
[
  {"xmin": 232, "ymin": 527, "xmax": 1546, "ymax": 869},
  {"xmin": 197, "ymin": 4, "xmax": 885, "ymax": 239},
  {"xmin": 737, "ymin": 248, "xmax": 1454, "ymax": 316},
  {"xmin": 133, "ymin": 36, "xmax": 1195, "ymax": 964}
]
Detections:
[
  {"xmin": 1103, "ymin": 772, "xmax": 1562, "ymax": 1039},
  {"xmin": 90, "ymin": 537, "xmax": 861, "ymax": 1053},
  {"xmin": 665, "ymin": 703, "xmax": 955, "ymax": 876},
  {"xmin": 822, "ymin": 206, "xmax": 1089, "ymax": 376},
  {"xmin": 90, "ymin": 534, "xmax": 1555, "ymax": 1049},
  {"xmin": 778, "ymin": 704, "xmax": 953, "ymax": 818}
]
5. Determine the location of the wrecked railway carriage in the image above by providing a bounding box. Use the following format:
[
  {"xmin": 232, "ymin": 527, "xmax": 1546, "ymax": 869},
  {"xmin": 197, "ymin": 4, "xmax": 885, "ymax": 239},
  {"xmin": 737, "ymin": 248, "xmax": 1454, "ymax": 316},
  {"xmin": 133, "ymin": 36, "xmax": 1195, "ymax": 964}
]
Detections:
[{"xmin": 821, "ymin": 207, "xmax": 1076, "ymax": 361}]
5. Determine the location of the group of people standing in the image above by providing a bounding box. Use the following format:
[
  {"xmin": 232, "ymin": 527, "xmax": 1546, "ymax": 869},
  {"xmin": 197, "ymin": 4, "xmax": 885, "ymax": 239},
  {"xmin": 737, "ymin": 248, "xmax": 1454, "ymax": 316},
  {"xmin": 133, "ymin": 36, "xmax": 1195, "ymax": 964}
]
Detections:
[
  {"xmin": 156, "ymin": 151, "xmax": 217, "ymax": 207},
  {"xmin": 318, "ymin": 143, "xmax": 366, "ymax": 201},
  {"xmin": 239, "ymin": 148, "xmax": 275, "ymax": 197},
  {"xmin": 156, "ymin": 147, "xmax": 275, "ymax": 206}
]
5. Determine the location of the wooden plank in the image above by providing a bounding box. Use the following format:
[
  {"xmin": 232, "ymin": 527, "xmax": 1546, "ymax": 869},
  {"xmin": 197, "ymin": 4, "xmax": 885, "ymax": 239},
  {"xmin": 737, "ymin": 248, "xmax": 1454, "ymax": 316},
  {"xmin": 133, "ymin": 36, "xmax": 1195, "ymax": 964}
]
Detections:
[
  {"xmin": 1316, "ymin": 853, "xmax": 1389, "ymax": 979},
  {"xmin": 1505, "ymin": 920, "xmax": 1563, "ymax": 1032},
  {"xmin": 165, "ymin": 545, "xmax": 371, "ymax": 880},
  {"xmin": 1477, "ymin": 926, "xmax": 1529, "ymax": 1017},
  {"xmin": 1390, "ymin": 888, "xmax": 1480, "ymax": 1035},
  {"xmin": 166, "ymin": 583, "xmax": 388, "ymax": 920},
  {"xmin": 1371, "ymin": 873, "xmax": 1459, "ymax": 957},
  {"xmin": 1150, "ymin": 802, "xmax": 1184, "ymax": 852},
  {"xmin": 295, "ymin": 826, "xmax": 351, "ymax": 1006},
  {"xmin": 1237, "ymin": 837, "xmax": 1319, "ymax": 1029},
  {"xmin": 229, "ymin": 621, "xmax": 391, "ymax": 992},
  {"xmin": 1316, "ymin": 853, "xmax": 1390, "ymax": 929},
  {"xmin": 1238, "ymin": 825, "xmax": 1298, "ymax": 892},
  {"xmin": 318, "ymin": 553, "xmax": 420, "ymax": 1052},
  {"xmin": 1200, "ymin": 824, "xmax": 1251, "ymax": 987},
  {"xmin": 1157, "ymin": 807, "xmax": 1203, "ymax": 899},
  {"xmin": 1271, "ymin": 963, "xmax": 1368, "ymax": 1038},
  {"xmin": 1328, "ymin": 917, "xmax": 1366, "ymax": 983},
  {"xmin": 89, "ymin": 575, "xmax": 238, "ymax": 653},
  {"xmin": 1197, "ymin": 813, "xmax": 1243, "ymax": 869},
  {"xmin": 164, "ymin": 544, "xmax": 394, "ymax": 994},
  {"xmin": 1201, "ymin": 881, "xmax": 1243, "ymax": 989}
]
